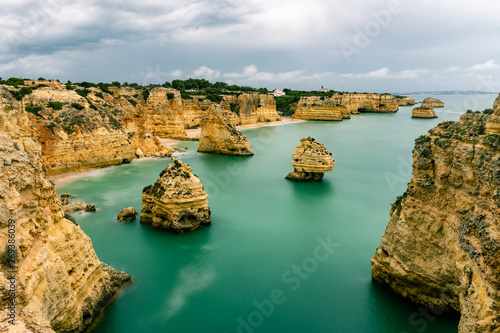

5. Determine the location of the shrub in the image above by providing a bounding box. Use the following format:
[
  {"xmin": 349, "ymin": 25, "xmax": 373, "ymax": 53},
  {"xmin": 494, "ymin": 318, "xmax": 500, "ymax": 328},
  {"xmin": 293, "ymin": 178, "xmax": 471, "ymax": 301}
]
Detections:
[
  {"xmin": 4, "ymin": 77, "xmax": 25, "ymax": 87},
  {"xmin": 76, "ymin": 89, "xmax": 90, "ymax": 98},
  {"xmin": 71, "ymin": 103, "xmax": 85, "ymax": 110},
  {"xmin": 89, "ymin": 103, "xmax": 97, "ymax": 110},
  {"xmin": 0, "ymin": 244, "xmax": 17, "ymax": 268},
  {"xmin": 483, "ymin": 108, "xmax": 494, "ymax": 114},
  {"xmin": 47, "ymin": 101, "xmax": 63, "ymax": 110},
  {"xmin": 166, "ymin": 93, "xmax": 175, "ymax": 100},
  {"xmin": 26, "ymin": 105, "xmax": 42, "ymax": 116},
  {"xmin": 128, "ymin": 99, "xmax": 137, "ymax": 107},
  {"xmin": 95, "ymin": 92, "xmax": 104, "ymax": 99},
  {"xmin": 142, "ymin": 89, "xmax": 150, "ymax": 100},
  {"xmin": 11, "ymin": 87, "xmax": 33, "ymax": 101},
  {"xmin": 206, "ymin": 94, "xmax": 222, "ymax": 103}
]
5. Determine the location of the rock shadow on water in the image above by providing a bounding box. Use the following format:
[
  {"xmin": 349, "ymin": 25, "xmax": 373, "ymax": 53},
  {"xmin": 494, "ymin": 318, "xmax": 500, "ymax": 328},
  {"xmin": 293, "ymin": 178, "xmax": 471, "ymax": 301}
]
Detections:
[{"xmin": 366, "ymin": 282, "xmax": 459, "ymax": 332}]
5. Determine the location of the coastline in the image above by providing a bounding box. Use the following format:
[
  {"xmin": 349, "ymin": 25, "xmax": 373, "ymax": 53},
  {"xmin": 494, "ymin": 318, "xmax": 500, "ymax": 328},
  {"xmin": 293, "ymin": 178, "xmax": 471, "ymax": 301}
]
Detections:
[{"xmin": 50, "ymin": 118, "xmax": 304, "ymax": 186}]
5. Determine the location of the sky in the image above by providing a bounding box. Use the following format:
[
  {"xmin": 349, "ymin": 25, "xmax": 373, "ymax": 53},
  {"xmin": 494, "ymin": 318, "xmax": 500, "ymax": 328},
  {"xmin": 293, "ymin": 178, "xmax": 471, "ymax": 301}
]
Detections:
[{"xmin": 1, "ymin": 0, "xmax": 500, "ymax": 92}]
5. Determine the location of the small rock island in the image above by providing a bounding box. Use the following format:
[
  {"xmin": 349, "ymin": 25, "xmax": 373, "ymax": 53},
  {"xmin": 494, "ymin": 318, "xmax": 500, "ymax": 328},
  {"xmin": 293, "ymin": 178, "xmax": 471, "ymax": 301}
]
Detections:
[
  {"xmin": 411, "ymin": 106, "xmax": 437, "ymax": 118},
  {"xmin": 140, "ymin": 159, "xmax": 211, "ymax": 232},
  {"xmin": 421, "ymin": 97, "xmax": 444, "ymax": 108},
  {"xmin": 285, "ymin": 137, "xmax": 335, "ymax": 181}
]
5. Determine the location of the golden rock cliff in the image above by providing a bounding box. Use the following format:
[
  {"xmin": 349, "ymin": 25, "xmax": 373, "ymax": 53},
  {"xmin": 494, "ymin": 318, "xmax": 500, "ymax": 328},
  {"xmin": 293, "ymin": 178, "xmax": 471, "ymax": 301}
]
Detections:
[
  {"xmin": 292, "ymin": 97, "xmax": 346, "ymax": 121},
  {"xmin": 22, "ymin": 86, "xmax": 171, "ymax": 175},
  {"xmin": 411, "ymin": 106, "xmax": 437, "ymax": 118},
  {"xmin": 198, "ymin": 105, "xmax": 254, "ymax": 156},
  {"xmin": 396, "ymin": 96, "xmax": 416, "ymax": 106},
  {"xmin": 0, "ymin": 86, "xmax": 130, "ymax": 332},
  {"xmin": 221, "ymin": 94, "xmax": 281, "ymax": 125},
  {"xmin": 286, "ymin": 137, "xmax": 335, "ymax": 181},
  {"xmin": 292, "ymin": 93, "xmax": 398, "ymax": 120},
  {"xmin": 340, "ymin": 93, "xmax": 399, "ymax": 113},
  {"xmin": 371, "ymin": 94, "xmax": 500, "ymax": 332},
  {"xmin": 140, "ymin": 159, "xmax": 211, "ymax": 232}
]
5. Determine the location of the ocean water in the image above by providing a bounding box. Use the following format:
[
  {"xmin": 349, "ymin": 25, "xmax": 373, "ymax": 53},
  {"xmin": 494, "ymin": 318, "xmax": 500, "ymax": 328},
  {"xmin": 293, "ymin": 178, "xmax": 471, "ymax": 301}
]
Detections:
[{"xmin": 56, "ymin": 94, "xmax": 497, "ymax": 333}]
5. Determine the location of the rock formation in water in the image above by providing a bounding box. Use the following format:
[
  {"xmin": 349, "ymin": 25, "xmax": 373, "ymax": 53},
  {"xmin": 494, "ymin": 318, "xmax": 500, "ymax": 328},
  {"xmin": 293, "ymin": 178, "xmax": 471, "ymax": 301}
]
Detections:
[
  {"xmin": 197, "ymin": 105, "xmax": 254, "ymax": 156},
  {"xmin": 6, "ymin": 82, "xmax": 281, "ymax": 174},
  {"xmin": 292, "ymin": 96, "xmax": 347, "ymax": 121},
  {"xmin": 285, "ymin": 137, "xmax": 335, "ymax": 181},
  {"xmin": 292, "ymin": 93, "xmax": 398, "ymax": 120},
  {"xmin": 140, "ymin": 159, "xmax": 211, "ymax": 232},
  {"xmin": 117, "ymin": 207, "xmax": 138, "ymax": 222},
  {"xmin": 396, "ymin": 96, "xmax": 416, "ymax": 106},
  {"xmin": 339, "ymin": 93, "xmax": 399, "ymax": 113},
  {"xmin": 411, "ymin": 106, "xmax": 438, "ymax": 118},
  {"xmin": 371, "ymin": 94, "xmax": 500, "ymax": 332},
  {"xmin": 21, "ymin": 86, "xmax": 173, "ymax": 175},
  {"xmin": 0, "ymin": 86, "xmax": 130, "ymax": 332},
  {"xmin": 421, "ymin": 97, "xmax": 445, "ymax": 108}
]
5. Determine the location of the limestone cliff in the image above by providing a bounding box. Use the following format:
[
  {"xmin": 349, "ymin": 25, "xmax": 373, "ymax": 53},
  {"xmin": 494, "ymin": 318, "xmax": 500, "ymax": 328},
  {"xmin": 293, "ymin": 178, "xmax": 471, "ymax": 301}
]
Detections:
[
  {"xmin": 286, "ymin": 137, "xmax": 335, "ymax": 181},
  {"xmin": 292, "ymin": 97, "xmax": 346, "ymax": 121},
  {"xmin": 422, "ymin": 97, "xmax": 445, "ymax": 108},
  {"xmin": 19, "ymin": 86, "xmax": 172, "ymax": 175},
  {"xmin": 396, "ymin": 96, "xmax": 416, "ymax": 106},
  {"xmin": 292, "ymin": 93, "xmax": 398, "ymax": 120},
  {"xmin": 198, "ymin": 106, "xmax": 254, "ymax": 156},
  {"xmin": 411, "ymin": 106, "xmax": 437, "ymax": 118},
  {"xmin": 140, "ymin": 159, "xmax": 211, "ymax": 232},
  {"xmin": 371, "ymin": 95, "xmax": 500, "ymax": 332},
  {"xmin": 339, "ymin": 93, "xmax": 399, "ymax": 113},
  {"xmin": 0, "ymin": 86, "xmax": 130, "ymax": 332},
  {"xmin": 221, "ymin": 94, "xmax": 281, "ymax": 125}
]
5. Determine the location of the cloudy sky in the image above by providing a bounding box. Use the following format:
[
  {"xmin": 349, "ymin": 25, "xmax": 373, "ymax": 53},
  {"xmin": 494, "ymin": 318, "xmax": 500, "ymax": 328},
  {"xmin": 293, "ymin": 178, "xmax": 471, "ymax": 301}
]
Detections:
[{"xmin": 1, "ymin": 0, "xmax": 500, "ymax": 92}]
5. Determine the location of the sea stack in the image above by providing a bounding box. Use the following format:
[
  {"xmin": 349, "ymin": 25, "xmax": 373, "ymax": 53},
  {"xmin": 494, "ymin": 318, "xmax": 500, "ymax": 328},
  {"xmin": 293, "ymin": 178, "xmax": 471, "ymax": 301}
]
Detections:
[
  {"xmin": 411, "ymin": 106, "xmax": 437, "ymax": 118},
  {"xmin": 197, "ymin": 105, "xmax": 254, "ymax": 156},
  {"xmin": 140, "ymin": 159, "xmax": 211, "ymax": 232},
  {"xmin": 421, "ymin": 97, "xmax": 444, "ymax": 108},
  {"xmin": 371, "ymin": 94, "xmax": 500, "ymax": 332},
  {"xmin": 285, "ymin": 137, "xmax": 335, "ymax": 181}
]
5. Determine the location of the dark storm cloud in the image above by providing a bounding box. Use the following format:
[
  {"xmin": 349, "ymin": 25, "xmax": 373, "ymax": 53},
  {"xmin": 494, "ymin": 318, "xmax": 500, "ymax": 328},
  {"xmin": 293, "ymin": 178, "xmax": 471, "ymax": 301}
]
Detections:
[{"xmin": 1, "ymin": 0, "xmax": 499, "ymax": 92}]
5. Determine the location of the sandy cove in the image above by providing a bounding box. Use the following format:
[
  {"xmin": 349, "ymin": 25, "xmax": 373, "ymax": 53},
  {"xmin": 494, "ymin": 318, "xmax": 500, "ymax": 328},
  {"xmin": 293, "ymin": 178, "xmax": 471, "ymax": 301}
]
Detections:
[
  {"xmin": 50, "ymin": 118, "xmax": 304, "ymax": 185},
  {"xmin": 158, "ymin": 117, "xmax": 304, "ymax": 145}
]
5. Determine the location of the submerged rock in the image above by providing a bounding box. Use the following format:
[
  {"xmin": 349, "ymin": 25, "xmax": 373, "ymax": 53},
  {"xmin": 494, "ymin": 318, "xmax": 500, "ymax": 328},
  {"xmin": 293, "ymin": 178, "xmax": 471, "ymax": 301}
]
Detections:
[
  {"xmin": 117, "ymin": 207, "xmax": 139, "ymax": 222},
  {"xmin": 62, "ymin": 201, "xmax": 88, "ymax": 213},
  {"xmin": 197, "ymin": 105, "xmax": 254, "ymax": 156},
  {"xmin": 140, "ymin": 159, "xmax": 211, "ymax": 232},
  {"xmin": 411, "ymin": 106, "xmax": 437, "ymax": 118},
  {"xmin": 285, "ymin": 137, "xmax": 335, "ymax": 181}
]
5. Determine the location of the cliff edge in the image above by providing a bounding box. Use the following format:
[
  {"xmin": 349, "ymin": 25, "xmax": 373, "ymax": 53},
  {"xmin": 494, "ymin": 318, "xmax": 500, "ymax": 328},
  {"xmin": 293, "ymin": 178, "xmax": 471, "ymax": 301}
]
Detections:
[
  {"xmin": 371, "ymin": 94, "xmax": 500, "ymax": 332},
  {"xmin": 0, "ymin": 86, "xmax": 130, "ymax": 332}
]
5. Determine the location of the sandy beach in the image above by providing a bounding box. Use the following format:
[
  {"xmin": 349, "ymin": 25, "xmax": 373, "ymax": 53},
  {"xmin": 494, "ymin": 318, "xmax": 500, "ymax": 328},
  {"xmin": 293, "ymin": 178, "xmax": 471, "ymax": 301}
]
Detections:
[
  {"xmin": 159, "ymin": 117, "xmax": 303, "ymax": 146},
  {"xmin": 50, "ymin": 117, "xmax": 304, "ymax": 186}
]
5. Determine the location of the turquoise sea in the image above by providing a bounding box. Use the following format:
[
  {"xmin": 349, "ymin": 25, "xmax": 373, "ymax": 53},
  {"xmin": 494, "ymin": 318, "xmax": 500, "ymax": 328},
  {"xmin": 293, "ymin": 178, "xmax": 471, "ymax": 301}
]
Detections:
[{"xmin": 56, "ymin": 94, "xmax": 497, "ymax": 333}]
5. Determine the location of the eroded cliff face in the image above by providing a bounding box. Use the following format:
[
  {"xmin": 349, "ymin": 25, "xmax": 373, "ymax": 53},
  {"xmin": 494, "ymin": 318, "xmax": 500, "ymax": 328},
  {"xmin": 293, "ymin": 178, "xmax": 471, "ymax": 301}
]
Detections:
[
  {"xmin": 422, "ymin": 97, "xmax": 445, "ymax": 108},
  {"xmin": 285, "ymin": 137, "xmax": 335, "ymax": 181},
  {"xmin": 292, "ymin": 93, "xmax": 398, "ymax": 120},
  {"xmin": 197, "ymin": 106, "xmax": 254, "ymax": 156},
  {"xmin": 22, "ymin": 86, "xmax": 172, "ymax": 175},
  {"xmin": 411, "ymin": 106, "xmax": 437, "ymax": 118},
  {"xmin": 292, "ymin": 97, "xmax": 346, "ymax": 121},
  {"xmin": 221, "ymin": 93, "xmax": 281, "ymax": 125},
  {"xmin": 140, "ymin": 159, "xmax": 211, "ymax": 232},
  {"xmin": 396, "ymin": 96, "xmax": 416, "ymax": 106},
  {"xmin": 340, "ymin": 93, "xmax": 399, "ymax": 113},
  {"xmin": 371, "ymin": 95, "xmax": 500, "ymax": 332},
  {"xmin": 0, "ymin": 86, "xmax": 130, "ymax": 332},
  {"xmin": 15, "ymin": 84, "xmax": 280, "ymax": 174}
]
